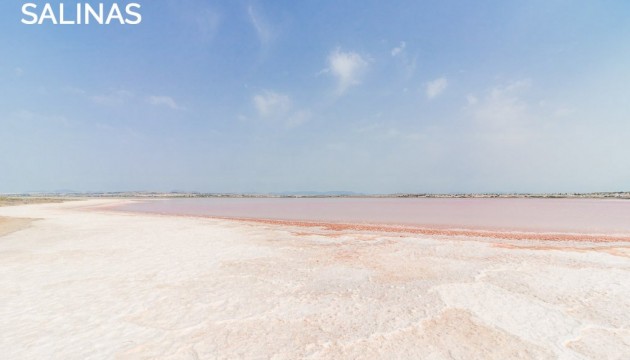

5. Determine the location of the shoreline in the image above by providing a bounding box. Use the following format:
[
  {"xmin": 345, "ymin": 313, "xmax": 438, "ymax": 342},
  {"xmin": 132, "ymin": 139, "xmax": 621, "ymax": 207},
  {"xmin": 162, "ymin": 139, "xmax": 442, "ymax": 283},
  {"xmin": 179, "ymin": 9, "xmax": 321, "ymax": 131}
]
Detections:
[
  {"xmin": 103, "ymin": 207, "xmax": 630, "ymax": 244},
  {"xmin": 208, "ymin": 216, "xmax": 630, "ymax": 243},
  {"xmin": 107, "ymin": 197, "xmax": 630, "ymax": 244}
]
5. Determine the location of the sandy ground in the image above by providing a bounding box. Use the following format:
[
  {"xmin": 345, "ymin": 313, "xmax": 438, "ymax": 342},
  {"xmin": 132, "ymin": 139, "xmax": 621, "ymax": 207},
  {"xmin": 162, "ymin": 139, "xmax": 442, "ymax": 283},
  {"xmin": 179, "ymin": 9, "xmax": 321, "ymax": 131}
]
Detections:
[{"xmin": 0, "ymin": 200, "xmax": 629, "ymax": 359}]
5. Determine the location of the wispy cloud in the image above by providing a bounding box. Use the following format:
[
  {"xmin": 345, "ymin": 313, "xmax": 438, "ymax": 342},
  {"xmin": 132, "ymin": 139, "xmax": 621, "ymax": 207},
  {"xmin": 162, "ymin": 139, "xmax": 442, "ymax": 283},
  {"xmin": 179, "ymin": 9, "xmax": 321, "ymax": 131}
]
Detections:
[
  {"xmin": 147, "ymin": 95, "xmax": 184, "ymax": 110},
  {"xmin": 194, "ymin": 8, "xmax": 221, "ymax": 42},
  {"xmin": 62, "ymin": 86, "xmax": 87, "ymax": 96},
  {"xmin": 14, "ymin": 67, "xmax": 24, "ymax": 77},
  {"xmin": 91, "ymin": 90, "xmax": 134, "ymax": 106},
  {"xmin": 354, "ymin": 122, "xmax": 424, "ymax": 141},
  {"xmin": 390, "ymin": 41, "xmax": 416, "ymax": 79},
  {"xmin": 426, "ymin": 77, "xmax": 448, "ymax": 99},
  {"xmin": 172, "ymin": 0, "xmax": 221, "ymax": 43},
  {"xmin": 286, "ymin": 110, "xmax": 312, "ymax": 127},
  {"xmin": 468, "ymin": 79, "xmax": 531, "ymax": 127},
  {"xmin": 80, "ymin": 88, "xmax": 185, "ymax": 111},
  {"xmin": 326, "ymin": 48, "xmax": 369, "ymax": 95},
  {"xmin": 253, "ymin": 90, "xmax": 291, "ymax": 117},
  {"xmin": 252, "ymin": 90, "xmax": 310, "ymax": 127},
  {"xmin": 466, "ymin": 94, "xmax": 478, "ymax": 105},
  {"xmin": 10, "ymin": 110, "xmax": 71, "ymax": 127},
  {"xmin": 391, "ymin": 41, "xmax": 406, "ymax": 57},
  {"xmin": 247, "ymin": 5, "xmax": 274, "ymax": 46}
]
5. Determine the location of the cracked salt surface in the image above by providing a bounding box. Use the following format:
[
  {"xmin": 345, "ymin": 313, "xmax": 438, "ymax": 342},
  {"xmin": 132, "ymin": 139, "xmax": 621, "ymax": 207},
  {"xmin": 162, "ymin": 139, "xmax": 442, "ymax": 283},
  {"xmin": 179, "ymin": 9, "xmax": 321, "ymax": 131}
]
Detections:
[{"xmin": 0, "ymin": 199, "xmax": 629, "ymax": 359}]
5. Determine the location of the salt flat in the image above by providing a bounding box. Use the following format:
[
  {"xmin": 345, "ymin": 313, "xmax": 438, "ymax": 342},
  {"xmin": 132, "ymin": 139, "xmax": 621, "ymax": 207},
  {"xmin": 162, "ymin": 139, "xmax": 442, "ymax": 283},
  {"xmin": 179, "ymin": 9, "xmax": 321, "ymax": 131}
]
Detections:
[{"xmin": 0, "ymin": 199, "xmax": 629, "ymax": 359}]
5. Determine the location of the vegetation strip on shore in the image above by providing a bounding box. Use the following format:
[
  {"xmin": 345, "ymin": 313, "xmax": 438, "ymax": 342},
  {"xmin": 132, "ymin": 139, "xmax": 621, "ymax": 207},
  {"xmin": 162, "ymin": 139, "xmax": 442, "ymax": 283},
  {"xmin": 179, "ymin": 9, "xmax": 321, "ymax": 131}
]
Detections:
[{"xmin": 0, "ymin": 197, "xmax": 68, "ymax": 207}]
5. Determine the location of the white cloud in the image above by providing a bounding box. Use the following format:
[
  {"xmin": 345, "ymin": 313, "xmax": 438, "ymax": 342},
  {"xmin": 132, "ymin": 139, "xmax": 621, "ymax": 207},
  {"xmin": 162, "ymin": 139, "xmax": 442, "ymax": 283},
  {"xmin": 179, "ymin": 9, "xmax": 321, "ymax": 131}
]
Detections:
[
  {"xmin": 327, "ymin": 48, "xmax": 369, "ymax": 95},
  {"xmin": 14, "ymin": 67, "xmax": 24, "ymax": 77},
  {"xmin": 253, "ymin": 90, "xmax": 291, "ymax": 118},
  {"xmin": 147, "ymin": 96, "xmax": 183, "ymax": 110},
  {"xmin": 391, "ymin": 42, "xmax": 417, "ymax": 79},
  {"xmin": 426, "ymin": 77, "xmax": 448, "ymax": 99},
  {"xmin": 252, "ymin": 90, "xmax": 310, "ymax": 127},
  {"xmin": 498, "ymin": 79, "xmax": 531, "ymax": 93},
  {"xmin": 247, "ymin": 5, "xmax": 273, "ymax": 46},
  {"xmin": 86, "ymin": 89, "xmax": 184, "ymax": 110},
  {"xmin": 391, "ymin": 41, "xmax": 406, "ymax": 57},
  {"xmin": 470, "ymin": 80, "xmax": 531, "ymax": 127},
  {"xmin": 286, "ymin": 110, "xmax": 311, "ymax": 128}
]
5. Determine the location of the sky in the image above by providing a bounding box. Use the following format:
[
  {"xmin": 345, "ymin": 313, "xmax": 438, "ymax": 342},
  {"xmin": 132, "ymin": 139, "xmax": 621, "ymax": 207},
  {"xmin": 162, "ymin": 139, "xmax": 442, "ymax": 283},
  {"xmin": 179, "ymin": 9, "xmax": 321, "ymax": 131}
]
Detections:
[{"xmin": 1, "ymin": 0, "xmax": 630, "ymax": 194}]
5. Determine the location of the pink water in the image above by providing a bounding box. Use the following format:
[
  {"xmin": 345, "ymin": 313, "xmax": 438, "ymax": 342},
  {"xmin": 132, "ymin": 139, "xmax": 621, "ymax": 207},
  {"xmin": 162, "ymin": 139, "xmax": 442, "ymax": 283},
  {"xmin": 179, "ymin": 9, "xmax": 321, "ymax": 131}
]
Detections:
[{"xmin": 116, "ymin": 198, "xmax": 630, "ymax": 235}]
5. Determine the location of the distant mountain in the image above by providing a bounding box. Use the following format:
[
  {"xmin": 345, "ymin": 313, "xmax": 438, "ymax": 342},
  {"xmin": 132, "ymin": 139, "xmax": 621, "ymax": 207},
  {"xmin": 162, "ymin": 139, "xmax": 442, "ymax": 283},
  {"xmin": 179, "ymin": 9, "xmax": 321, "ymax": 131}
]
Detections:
[
  {"xmin": 271, "ymin": 191, "xmax": 363, "ymax": 197},
  {"xmin": 52, "ymin": 189, "xmax": 81, "ymax": 194}
]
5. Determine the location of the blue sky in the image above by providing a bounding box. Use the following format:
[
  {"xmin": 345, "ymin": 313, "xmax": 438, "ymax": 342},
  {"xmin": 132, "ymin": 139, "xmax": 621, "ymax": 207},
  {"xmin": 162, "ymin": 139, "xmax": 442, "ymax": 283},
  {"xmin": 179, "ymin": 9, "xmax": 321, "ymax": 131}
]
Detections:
[{"xmin": 1, "ymin": 1, "xmax": 630, "ymax": 193}]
